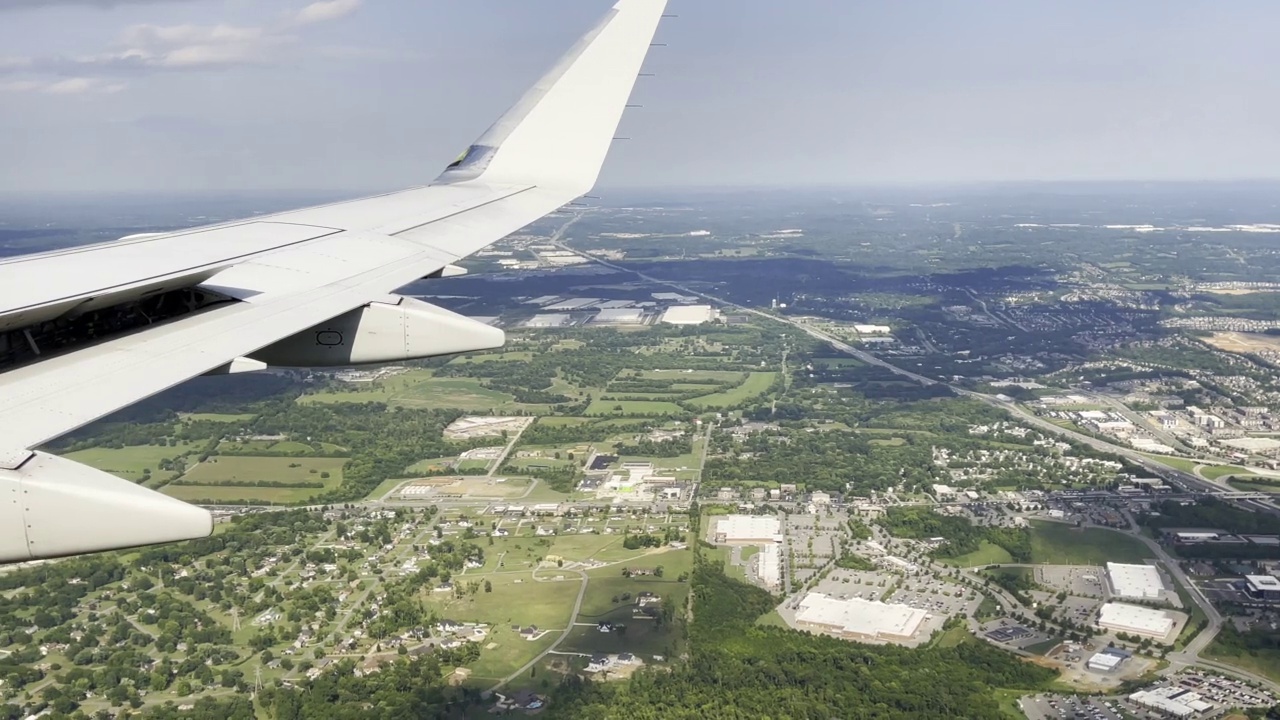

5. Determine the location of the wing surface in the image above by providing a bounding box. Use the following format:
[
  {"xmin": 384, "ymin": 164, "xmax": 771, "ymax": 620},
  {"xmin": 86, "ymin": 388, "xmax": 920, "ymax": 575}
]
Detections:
[{"xmin": 0, "ymin": 0, "xmax": 669, "ymax": 561}]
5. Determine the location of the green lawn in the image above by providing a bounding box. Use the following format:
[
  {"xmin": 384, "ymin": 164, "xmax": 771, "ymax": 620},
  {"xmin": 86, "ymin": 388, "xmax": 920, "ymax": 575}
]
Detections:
[
  {"xmin": 425, "ymin": 573, "xmax": 579, "ymax": 631},
  {"xmin": 181, "ymin": 412, "xmax": 256, "ymax": 423},
  {"xmin": 448, "ymin": 351, "xmax": 535, "ymax": 365},
  {"xmin": 586, "ymin": 400, "xmax": 685, "ymax": 416},
  {"xmin": 1028, "ymin": 520, "xmax": 1153, "ymax": 565},
  {"xmin": 64, "ymin": 443, "xmax": 195, "ymax": 483},
  {"xmin": 1228, "ymin": 478, "xmax": 1280, "ymax": 494},
  {"xmin": 939, "ymin": 540, "xmax": 1014, "ymax": 568},
  {"xmin": 631, "ymin": 370, "xmax": 746, "ymax": 382},
  {"xmin": 299, "ymin": 369, "xmax": 436, "ymax": 404},
  {"xmin": 457, "ymin": 459, "xmax": 493, "ymax": 472},
  {"xmin": 392, "ymin": 377, "xmax": 517, "ymax": 411},
  {"xmin": 405, "ymin": 456, "xmax": 457, "ymax": 474},
  {"xmin": 1138, "ymin": 453, "xmax": 1200, "ymax": 474},
  {"xmin": 161, "ymin": 456, "xmax": 346, "ymax": 504},
  {"xmin": 1201, "ymin": 464, "xmax": 1257, "ymax": 480},
  {"xmin": 686, "ymin": 372, "xmax": 778, "ymax": 410},
  {"xmin": 1204, "ymin": 641, "xmax": 1280, "ymax": 685}
]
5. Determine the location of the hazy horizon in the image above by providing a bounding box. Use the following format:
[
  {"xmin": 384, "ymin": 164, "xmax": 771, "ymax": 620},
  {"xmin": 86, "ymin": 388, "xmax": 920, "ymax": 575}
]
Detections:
[{"xmin": 3, "ymin": 0, "xmax": 1280, "ymax": 193}]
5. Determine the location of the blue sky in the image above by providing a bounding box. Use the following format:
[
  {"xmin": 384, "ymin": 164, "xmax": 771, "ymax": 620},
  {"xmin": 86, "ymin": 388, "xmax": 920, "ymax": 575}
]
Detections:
[{"xmin": 1, "ymin": 0, "xmax": 1278, "ymax": 193}]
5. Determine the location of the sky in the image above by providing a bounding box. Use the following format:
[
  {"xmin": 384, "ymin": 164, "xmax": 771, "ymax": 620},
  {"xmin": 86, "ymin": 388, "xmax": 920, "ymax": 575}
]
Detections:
[{"xmin": 1, "ymin": 0, "xmax": 1279, "ymax": 194}]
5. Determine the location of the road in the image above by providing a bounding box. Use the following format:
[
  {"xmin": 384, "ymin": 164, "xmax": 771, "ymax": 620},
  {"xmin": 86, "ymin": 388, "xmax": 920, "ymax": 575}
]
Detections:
[
  {"xmin": 541, "ymin": 242, "xmax": 1280, "ymax": 688},
  {"xmin": 487, "ymin": 417, "xmax": 535, "ymax": 478}
]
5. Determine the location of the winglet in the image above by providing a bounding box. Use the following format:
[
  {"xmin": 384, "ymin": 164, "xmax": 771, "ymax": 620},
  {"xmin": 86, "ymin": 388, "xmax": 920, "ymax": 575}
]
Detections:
[{"xmin": 434, "ymin": 0, "xmax": 668, "ymax": 195}]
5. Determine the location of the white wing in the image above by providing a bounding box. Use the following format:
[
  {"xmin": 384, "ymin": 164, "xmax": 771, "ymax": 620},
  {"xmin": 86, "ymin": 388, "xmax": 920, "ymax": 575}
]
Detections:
[{"xmin": 0, "ymin": 0, "xmax": 669, "ymax": 562}]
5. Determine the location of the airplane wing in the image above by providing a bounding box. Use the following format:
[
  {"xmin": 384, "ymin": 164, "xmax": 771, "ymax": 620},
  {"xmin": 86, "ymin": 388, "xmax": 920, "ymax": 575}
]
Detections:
[{"xmin": 0, "ymin": 0, "xmax": 669, "ymax": 562}]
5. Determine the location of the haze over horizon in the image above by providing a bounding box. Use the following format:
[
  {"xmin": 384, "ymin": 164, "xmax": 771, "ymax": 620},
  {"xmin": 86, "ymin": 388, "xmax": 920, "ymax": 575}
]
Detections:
[{"xmin": 2, "ymin": 0, "xmax": 1279, "ymax": 194}]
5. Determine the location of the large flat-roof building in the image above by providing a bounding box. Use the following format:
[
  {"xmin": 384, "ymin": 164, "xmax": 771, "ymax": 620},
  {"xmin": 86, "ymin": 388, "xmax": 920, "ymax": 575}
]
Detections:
[
  {"xmin": 713, "ymin": 515, "xmax": 782, "ymax": 545},
  {"xmin": 1128, "ymin": 687, "xmax": 1213, "ymax": 718},
  {"xmin": 794, "ymin": 593, "xmax": 927, "ymax": 642},
  {"xmin": 1106, "ymin": 562, "xmax": 1166, "ymax": 600},
  {"xmin": 660, "ymin": 304, "xmax": 715, "ymax": 325},
  {"xmin": 591, "ymin": 308, "xmax": 646, "ymax": 325},
  {"xmin": 1096, "ymin": 602, "xmax": 1174, "ymax": 638},
  {"xmin": 1245, "ymin": 574, "xmax": 1280, "ymax": 601},
  {"xmin": 757, "ymin": 543, "xmax": 782, "ymax": 590}
]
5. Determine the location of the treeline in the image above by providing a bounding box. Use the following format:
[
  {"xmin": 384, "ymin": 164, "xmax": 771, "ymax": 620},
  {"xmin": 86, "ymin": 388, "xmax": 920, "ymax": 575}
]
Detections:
[
  {"xmin": 544, "ymin": 561, "xmax": 1054, "ymax": 719},
  {"xmin": 613, "ymin": 437, "xmax": 692, "ymax": 458},
  {"xmin": 521, "ymin": 419, "xmax": 652, "ymax": 446},
  {"xmin": 882, "ymin": 507, "xmax": 1031, "ymax": 563}
]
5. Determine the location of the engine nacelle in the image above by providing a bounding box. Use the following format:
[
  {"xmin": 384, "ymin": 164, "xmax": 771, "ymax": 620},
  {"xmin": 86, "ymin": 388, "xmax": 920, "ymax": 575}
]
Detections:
[
  {"xmin": 0, "ymin": 451, "xmax": 213, "ymax": 563},
  {"xmin": 249, "ymin": 295, "xmax": 504, "ymax": 367}
]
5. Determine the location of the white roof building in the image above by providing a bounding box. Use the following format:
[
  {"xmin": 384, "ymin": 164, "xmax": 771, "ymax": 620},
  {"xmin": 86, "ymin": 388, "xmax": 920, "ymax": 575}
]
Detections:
[
  {"xmin": 853, "ymin": 324, "xmax": 891, "ymax": 334},
  {"xmin": 1106, "ymin": 562, "xmax": 1165, "ymax": 600},
  {"xmin": 713, "ymin": 515, "xmax": 781, "ymax": 544},
  {"xmin": 1085, "ymin": 652, "xmax": 1124, "ymax": 672},
  {"xmin": 757, "ymin": 543, "xmax": 782, "ymax": 590},
  {"xmin": 1129, "ymin": 687, "xmax": 1213, "ymax": 718},
  {"xmin": 794, "ymin": 594, "xmax": 927, "ymax": 642},
  {"xmin": 660, "ymin": 304, "xmax": 715, "ymax": 325},
  {"xmin": 591, "ymin": 307, "xmax": 646, "ymax": 324},
  {"xmin": 1096, "ymin": 602, "xmax": 1174, "ymax": 638}
]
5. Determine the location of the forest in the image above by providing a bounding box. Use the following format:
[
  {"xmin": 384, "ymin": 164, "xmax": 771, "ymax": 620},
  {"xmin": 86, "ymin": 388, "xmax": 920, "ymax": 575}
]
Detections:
[{"xmin": 882, "ymin": 507, "xmax": 1032, "ymax": 563}]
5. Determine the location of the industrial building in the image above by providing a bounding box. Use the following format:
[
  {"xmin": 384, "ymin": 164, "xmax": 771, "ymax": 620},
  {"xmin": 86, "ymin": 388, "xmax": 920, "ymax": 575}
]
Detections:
[
  {"xmin": 1245, "ymin": 574, "xmax": 1280, "ymax": 601},
  {"xmin": 590, "ymin": 308, "xmax": 647, "ymax": 325},
  {"xmin": 660, "ymin": 304, "xmax": 715, "ymax": 325},
  {"xmin": 794, "ymin": 593, "xmax": 927, "ymax": 642},
  {"xmin": 1128, "ymin": 686, "xmax": 1214, "ymax": 718},
  {"xmin": 524, "ymin": 313, "xmax": 573, "ymax": 328},
  {"xmin": 713, "ymin": 515, "xmax": 782, "ymax": 545},
  {"xmin": 1096, "ymin": 602, "xmax": 1174, "ymax": 638},
  {"xmin": 1106, "ymin": 562, "xmax": 1166, "ymax": 600},
  {"xmin": 1085, "ymin": 647, "xmax": 1130, "ymax": 673},
  {"xmin": 757, "ymin": 543, "xmax": 782, "ymax": 590}
]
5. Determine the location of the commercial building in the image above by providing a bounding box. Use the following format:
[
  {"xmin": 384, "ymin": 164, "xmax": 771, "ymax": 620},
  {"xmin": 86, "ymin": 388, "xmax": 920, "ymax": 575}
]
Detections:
[
  {"xmin": 794, "ymin": 593, "xmax": 927, "ymax": 642},
  {"xmin": 525, "ymin": 313, "xmax": 573, "ymax": 328},
  {"xmin": 1085, "ymin": 648, "xmax": 1130, "ymax": 673},
  {"xmin": 1128, "ymin": 686, "xmax": 1213, "ymax": 718},
  {"xmin": 713, "ymin": 515, "xmax": 782, "ymax": 545},
  {"xmin": 1245, "ymin": 574, "xmax": 1280, "ymax": 601},
  {"xmin": 757, "ymin": 543, "xmax": 782, "ymax": 590},
  {"xmin": 1096, "ymin": 602, "xmax": 1174, "ymax": 638},
  {"xmin": 1106, "ymin": 562, "xmax": 1166, "ymax": 600},
  {"xmin": 591, "ymin": 308, "xmax": 646, "ymax": 325},
  {"xmin": 660, "ymin": 304, "xmax": 715, "ymax": 325}
]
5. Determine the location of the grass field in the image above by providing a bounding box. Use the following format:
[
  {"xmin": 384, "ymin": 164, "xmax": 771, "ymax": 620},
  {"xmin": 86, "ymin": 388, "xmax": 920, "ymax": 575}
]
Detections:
[
  {"xmin": 1228, "ymin": 478, "xmax": 1280, "ymax": 493},
  {"xmin": 1028, "ymin": 521, "xmax": 1152, "ymax": 565},
  {"xmin": 425, "ymin": 573, "xmax": 580, "ymax": 632},
  {"xmin": 631, "ymin": 370, "xmax": 746, "ymax": 382},
  {"xmin": 1204, "ymin": 642, "xmax": 1280, "ymax": 685},
  {"xmin": 939, "ymin": 540, "xmax": 1014, "ymax": 568},
  {"xmin": 1201, "ymin": 464, "xmax": 1257, "ymax": 480},
  {"xmin": 181, "ymin": 412, "xmax": 256, "ymax": 423},
  {"xmin": 393, "ymin": 377, "xmax": 517, "ymax": 410},
  {"xmin": 685, "ymin": 372, "xmax": 777, "ymax": 410},
  {"xmin": 174, "ymin": 456, "xmax": 347, "ymax": 485},
  {"xmin": 586, "ymin": 400, "xmax": 685, "ymax": 416},
  {"xmin": 405, "ymin": 456, "xmax": 457, "ymax": 474},
  {"xmin": 448, "ymin": 351, "xmax": 535, "ymax": 365},
  {"xmin": 65, "ymin": 443, "xmax": 195, "ymax": 483},
  {"xmin": 161, "ymin": 456, "xmax": 346, "ymax": 503},
  {"xmin": 1139, "ymin": 453, "xmax": 1200, "ymax": 474},
  {"xmin": 299, "ymin": 369, "xmax": 436, "ymax": 404}
]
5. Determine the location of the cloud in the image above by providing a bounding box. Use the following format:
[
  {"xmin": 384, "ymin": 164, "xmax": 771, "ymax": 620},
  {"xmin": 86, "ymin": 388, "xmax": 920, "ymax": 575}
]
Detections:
[
  {"xmin": 290, "ymin": 0, "xmax": 361, "ymax": 26},
  {"xmin": 0, "ymin": 0, "xmax": 195, "ymax": 10},
  {"xmin": 0, "ymin": 77, "xmax": 125, "ymax": 94}
]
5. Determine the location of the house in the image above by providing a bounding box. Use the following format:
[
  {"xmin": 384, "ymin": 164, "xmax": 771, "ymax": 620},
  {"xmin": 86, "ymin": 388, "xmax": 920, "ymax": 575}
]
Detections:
[
  {"xmin": 519, "ymin": 626, "xmax": 539, "ymax": 640},
  {"xmin": 586, "ymin": 654, "xmax": 611, "ymax": 672}
]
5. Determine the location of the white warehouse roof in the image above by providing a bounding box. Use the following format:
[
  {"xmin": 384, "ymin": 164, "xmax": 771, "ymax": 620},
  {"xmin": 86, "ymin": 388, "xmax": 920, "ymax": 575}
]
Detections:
[
  {"xmin": 1106, "ymin": 562, "xmax": 1165, "ymax": 599},
  {"xmin": 1097, "ymin": 602, "xmax": 1174, "ymax": 638},
  {"xmin": 660, "ymin": 304, "xmax": 714, "ymax": 325},
  {"xmin": 795, "ymin": 593, "xmax": 927, "ymax": 640},
  {"xmin": 713, "ymin": 515, "xmax": 781, "ymax": 543}
]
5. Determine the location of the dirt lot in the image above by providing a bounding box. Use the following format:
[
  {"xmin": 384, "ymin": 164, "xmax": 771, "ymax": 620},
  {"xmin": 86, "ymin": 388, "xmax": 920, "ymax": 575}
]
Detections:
[{"xmin": 1204, "ymin": 332, "xmax": 1280, "ymax": 354}]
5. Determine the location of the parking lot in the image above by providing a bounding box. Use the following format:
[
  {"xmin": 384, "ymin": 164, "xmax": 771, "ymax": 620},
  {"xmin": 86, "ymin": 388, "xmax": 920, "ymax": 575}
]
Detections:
[
  {"xmin": 1020, "ymin": 694, "xmax": 1122, "ymax": 720},
  {"xmin": 1036, "ymin": 565, "xmax": 1106, "ymax": 599},
  {"xmin": 887, "ymin": 581, "xmax": 980, "ymax": 619}
]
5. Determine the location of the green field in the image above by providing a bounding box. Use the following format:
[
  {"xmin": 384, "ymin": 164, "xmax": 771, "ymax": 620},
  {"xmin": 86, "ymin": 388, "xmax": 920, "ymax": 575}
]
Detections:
[
  {"xmin": 181, "ymin": 413, "xmax": 256, "ymax": 423},
  {"xmin": 405, "ymin": 456, "xmax": 457, "ymax": 474},
  {"xmin": 298, "ymin": 369, "xmax": 436, "ymax": 404},
  {"xmin": 1028, "ymin": 521, "xmax": 1152, "ymax": 565},
  {"xmin": 1228, "ymin": 477, "xmax": 1280, "ymax": 494},
  {"xmin": 1204, "ymin": 641, "xmax": 1280, "ymax": 685},
  {"xmin": 1201, "ymin": 464, "xmax": 1257, "ymax": 480},
  {"xmin": 940, "ymin": 540, "xmax": 1014, "ymax": 568},
  {"xmin": 686, "ymin": 372, "xmax": 778, "ymax": 409},
  {"xmin": 448, "ymin": 351, "xmax": 535, "ymax": 365},
  {"xmin": 457, "ymin": 459, "xmax": 493, "ymax": 472},
  {"xmin": 393, "ymin": 377, "xmax": 517, "ymax": 410},
  {"xmin": 160, "ymin": 456, "xmax": 346, "ymax": 503},
  {"xmin": 1139, "ymin": 453, "xmax": 1200, "ymax": 474},
  {"xmin": 631, "ymin": 370, "xmax": 746, "ymax": 382},
  {"xmin": 425, "ymin": 573, "xmax": 580, "ymax": 633},
  {"xmin": 586, "ymin": 400, "xmax": 685, "ymax": 416},
  {"xmin": 65, "ymin": 443, "xmax": 195, "ymax": 483},
  {"xmin": 173, "ymin": 456, "xmax": 347, "ymax": 485}
]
